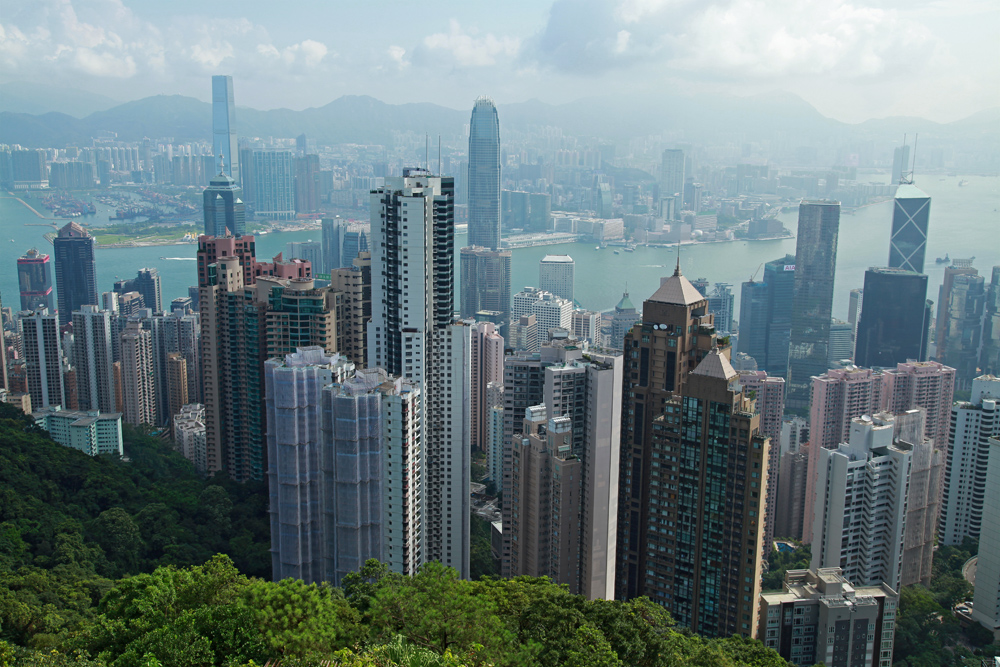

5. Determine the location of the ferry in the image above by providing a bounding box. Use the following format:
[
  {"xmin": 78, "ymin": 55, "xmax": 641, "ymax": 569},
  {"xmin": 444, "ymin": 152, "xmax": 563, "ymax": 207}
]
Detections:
[
  {"xmin": 936, "ymin": 254, "xmax": 950, "ymax": 264},
  {"xmin": 613, "ymin": 250, "xmax": 620, "ymax": 255}
]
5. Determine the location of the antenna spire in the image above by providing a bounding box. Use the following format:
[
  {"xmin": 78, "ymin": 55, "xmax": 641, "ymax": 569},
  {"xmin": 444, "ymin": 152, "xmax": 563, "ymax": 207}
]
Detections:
[{"xmin": 674, "ymin": 242, "xmax": 682, "ymax": 276}]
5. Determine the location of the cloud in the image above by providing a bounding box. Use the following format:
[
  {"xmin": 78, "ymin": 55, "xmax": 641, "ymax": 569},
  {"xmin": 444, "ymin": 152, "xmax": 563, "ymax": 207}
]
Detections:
[
  {"xmin": 388, "ymin": 45, "xmax": 409, "ymax": 68},
  {"xmin": 524, "ymin": 0, "xmax": 940, "ymax": 81},
  {"xmin": 418, "ymin": 19, "xmax": 520, "ymax": 67}
]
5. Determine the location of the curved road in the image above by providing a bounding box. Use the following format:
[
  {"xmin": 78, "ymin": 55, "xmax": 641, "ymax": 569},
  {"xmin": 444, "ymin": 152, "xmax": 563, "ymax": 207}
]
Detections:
[{"xmin": 963, "ymin": 556, "xmax": 977, "ymax": 586}]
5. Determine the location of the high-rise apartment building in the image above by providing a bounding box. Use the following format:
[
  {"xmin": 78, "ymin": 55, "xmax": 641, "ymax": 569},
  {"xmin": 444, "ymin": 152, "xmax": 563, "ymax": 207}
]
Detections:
[
  {"xmin": 17, "ymin": 248, "xmax": 54, "ymax": 312},
  {"xmin": 643, "ymin": 349, "xmax": 770, "ymax": 637},
  {"xmin": 294, "ymin": 154, "xmax": 321, "ymax": 213},
  {"xmin": 212, "ymin": 75, "xmax": 239, "ymax": 183},
  {"xmin": 165, "ymin": 352, "xmax": 189, "ymax": 422},
  {"xmin": 509, "ymin": 314, "xmax": 539, "ymax": 353},
  {"xmin": 787, "ymin": 201, "xmax": 840, "ymax": 409},
  {"xmin": 983, "ymin": 266, "xmax": 1000, "ymax": 376},
  {"xmin": 468, "ymin": 97, "xmax": 501, "ymax": 251},
  {"xmin": 539, "ymin": 255, "xmax": 575, "ymax": 302},
  {"xmin": 881, "ymin": 360, "xmax": 955, "ymax": 450},
  {"xmin": 459, "ymin": 247, "xmax": 512, "ymax": 333},
  {"xmin": 120, "ymin": 321, "xmax": 156, "ymax": 427},
  {"xmin": 203, "ymin": 170, "xmax": 246, "ymax": 237},
  {"xmin": 252, "ymin": 150, "xmax": 295, "ymax": 220},
  {"xmin": 811, "ymin": 414, "xmax": 912, "ymax": 591},
  {"xmin": 173, "ymin": 403, "xmax": 207, "ymax": 473},
  {"xmin": 888, "ymin": 184, "xmax": 931, "ymax": 274},
  {"xmin": 737, "ymin": 371, "xmax": 785, "ymax": 552},
  {"xmin": 759, "ymin": 568, "xmax": 898, "ymax": 667},
  {"xmin": 738, "ymin": 254, "xmax": 795, "ymax": 376},
  {"xmin": 470, "ymin": 322, "xmax": 504, "ymax": 453},
  {"xmin": 18, "ymin": 307, "xmax": 64, "ymax": 410},
  {"xmin": 855, "ymin": 268, "xmax": 929, "ymax": 368},
  {"xmin": 328, "ymin": 252, "xmax": 372, "ymax": 368},
  {"xmin": 72, "ymin": 305, "xmax": 116, "ymax": 414},
  {"xmin": 615, "ymin": 265, "xmax": 723, "ymax": 601},
  {"xmin": 971, "ymin": 435, "xmax": 1000, "ymax": 638},
  {"xmin": 367, "ymin": 169, "xmax": 471, "ymax": 577},
  {"xmin": 512, "ymin": 287, "xmax": 572, "ymax": 336},
  {"xmin": 936, "ymin": 262, "xmax": 987, "ymax": 389},
  {"xmin": 939, "ymin": 375, "xmax": 1000, "ymax": 546},
  {"xmin": 53, "ymin": 222, "xmax": 98, "ymax": 326}
]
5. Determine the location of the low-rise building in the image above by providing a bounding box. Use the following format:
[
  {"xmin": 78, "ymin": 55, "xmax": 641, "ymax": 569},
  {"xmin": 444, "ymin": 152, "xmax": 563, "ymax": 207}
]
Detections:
[{"xmin": 32, "ymin": 406, "xmax": 123, "ymax": 457}]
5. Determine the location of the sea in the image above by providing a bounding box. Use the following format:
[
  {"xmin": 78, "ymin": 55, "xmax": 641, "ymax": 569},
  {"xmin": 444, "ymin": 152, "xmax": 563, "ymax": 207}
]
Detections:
[{"xmin": 1, "ymin": 174, "xmax": 997, "ymax": 323}]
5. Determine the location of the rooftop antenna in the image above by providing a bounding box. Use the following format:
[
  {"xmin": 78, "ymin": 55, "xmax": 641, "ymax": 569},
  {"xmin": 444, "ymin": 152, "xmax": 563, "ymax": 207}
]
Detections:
[
  {"xmin": 218, "ymin": 153, "xmax": 225, "ymax": 176},
  {"xmin": 674, "ymin": 241, "xmax": 682, "ymax": 276}
]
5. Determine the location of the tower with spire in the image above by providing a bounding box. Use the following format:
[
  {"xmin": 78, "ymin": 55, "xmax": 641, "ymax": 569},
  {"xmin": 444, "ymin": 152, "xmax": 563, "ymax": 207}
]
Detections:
[{"xmin": 203, "ymin": 154, "xmax": 246, "ymax": 237}]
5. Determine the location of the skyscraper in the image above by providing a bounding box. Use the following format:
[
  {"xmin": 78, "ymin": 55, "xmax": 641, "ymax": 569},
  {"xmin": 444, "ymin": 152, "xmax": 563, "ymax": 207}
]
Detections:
[
  {"xmin": 53, "ymin": 222, "xmax": 97, "ymax": 326},
  {"xmin": 121, "ymin": 320, "xmax": 156, "ymax": 427},
  {"xmin": 285, "ymin": 241, "xmax": 324, "ymax": 273},
  {"xmin": 212, "ymin": 75, "xmax": 239, "ymax": 183},
  {"xmin": 738, "ymin": 255, "xmax": 795, "ymax": 376},
  {"xmin": 938, "ymin": 375, "xmax": 1000, "ymax": 546},
  {"xmin": 468, "ymin": 97, "xmax": 501, "ymax": 251},
  {"xmin": 470, "ymin": 322, "xmax": 504, "ymax": 454},
  {"xmin": 706, "ymin": 283, "xmax": 735, "ymax": 333},
  {"xmin": 937, "ymin": 267, "xmax": 987, "ymax": 389},
  {"xmin": 321, "ymin": 217, "xmax": 371, "ymax": 271},
  {"xmin": 971, "ymin": 434, "xmax": 1000, "ymax": 638},
  {"xmin": 459, "ymin": 247, "xmax": 512, "ymax": 333},
  {"xmin": 787, "ymin": 201, "xmax": 840, "ymax": 409},
  {"xmin": 891, "ymin": 144, "xmax": 911, "ymax": 185},
  {"xmin": 512, "ymin": 287, "xmax": 573, "ymax": 336},
  {"xmin": 855, "ymin": 267, "xmax": 929, "ymax": 368},
  {"xmin": 539, "ymin": 254, "xmax": 575, "ymax": 302},
  {"xmin": 18, "ymin": 307, "xmax": 64, "ymax": 410},
  {"xmin": 294, "ymin": 154, "xmax": 321, "ymax": 213},
  {"xmin": 252, "ymin": 150, "xmax": 296, "ymax": 220},
  {"xmin": 368, "ymin": 169, "xmax": 471, "ymax": 577},
  {"xmin": 888, "ymin": 184, "xmax": 931, "ymax": 273},
  {"xmin": 203, "ymin": 169, "xmax": 246, "ymax": 237},
  {"xmin": 661, "ymin": 148, "xmax": 685, "ymax": 205},
  {"xmin": 982, "ymin": 266, "xmax": 1000, "ymax": 376},
  {"xmin": 17, "ymin": 249, "xmax": 54, "ymax": 313},
  {"xmin": 72, "ymin": 305, "xmax": 116, "ymax": 414}
]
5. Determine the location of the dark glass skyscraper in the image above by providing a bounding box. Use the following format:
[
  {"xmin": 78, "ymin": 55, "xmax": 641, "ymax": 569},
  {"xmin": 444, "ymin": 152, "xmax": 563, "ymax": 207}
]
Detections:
[
  {"xmin": 459, "ymin": 246, "xmax": 511, "ymax": 335},
  {"xmin": 467, "ymin": 97, "xmax": 500, "ymax": 250},
  {"xmin": 17, "ymin": 248, "xmax": 54, "ymax": 312},
  {"xmin": 738, "ymin": 254, "xmax": 795, "ymax": 376},
  {"xmin": 855, "ymin": 267, "xmax": 930, "ymax": 368},
  {"xmin": 203, "ymin": 171, "xmax": 246, "ymax": 237},
  {"xmin": 787, "ymin": 201, "xmax": 840, "ymax": 409},
  {"xmin": 888, "ymin": 184, "xmax": 931, "ymax": 273},
  {"xmin": 212, "ymin": 75, "xmax": 239, "ymax": 184},
  {"xmin": 53, "ymin": 222, "xmax": 97, "ymax": 326}
]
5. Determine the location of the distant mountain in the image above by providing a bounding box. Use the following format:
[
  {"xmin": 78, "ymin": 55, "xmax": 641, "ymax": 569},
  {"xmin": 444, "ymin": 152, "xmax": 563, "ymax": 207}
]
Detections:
[
  {"xmin": 0, "ymin": 81, "xmax": 120, "ymax": 118},
  {"xmin": 0, "ymin": 90, "xmax": 995, "ymax": 150}
]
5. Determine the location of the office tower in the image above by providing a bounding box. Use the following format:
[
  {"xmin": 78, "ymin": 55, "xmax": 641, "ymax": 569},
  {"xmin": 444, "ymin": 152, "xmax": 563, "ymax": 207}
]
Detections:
[
  {"xmin": 660, "ymin": 148, "xmax": 685, "ymax": 204},
  {"xmin": 504, "ymin": 342, "xmax": 622, "ymax": 599},
  {"xmin": 468, "ymin": 97, "xmax": 501, "ymax": 250},
  {"xmin": 509, "ymin": 314, "xmax": 539, "ymax": 353},
  {"xmin": 983, "ymin": 266, "xmax": 1000, "ymax": 376},
  {"xmin": 939, "ymin": 375, "xmax": 1000, "ymax": 546},
  {"xmin": 72, "ymin": 306, "xmax": 116, "ymax": 413},
  {"xmin": 642, "ymin": 349, "xmax": 769, "ymax": 637},
  {"xmin": 706, "ymin": 283, "xmax": 735, "ymax": 333},
  {"xmin": 368, "ymin": 169, "xmax": 471, "ymax": 577},
  {"xmin": 166, "ymin": 353, "xmax": 189, "ymax": 424},
  {"xmin": 609, "ymin": 292, "xmax": 640, "ymax": 351},
  {"xmin": 828, "ymin": 319, "xmax": 855, "ymax": 364},
  {"xmin": 811, "ymin": 414, "xmax": 912, "ymax": 591},
  {"xmin": 17, "ymin": 249, "xmax": 54, "ymax": 312},
  {"xmin": 937, "ymin": 265, "xmax": 987, "ymax": 389},
  {"xmin": 53, "ymin": 222, "xmax": 98, "ymax": 326},
  {"xmin": 31, "ymin": 406, "xmax": 123, "ymax": 457},
  {"xmin": 321, "ymin": 217, "xmax": 341, "ymax": 270},
  {"xmin": 252, "ymin": 150, "xmax": 296, "ymax": 220},
  {"xmin": 18, "ymin": 308, "xmax": 64, "ymax": 410},
  {"xmin": 738, "ymin": 255, "xmax": 796, "ymax": 376},
  {"xmin": 891, "ymin": 144, "xmax": 911, "ymax": 185},
  {"xmin": 571, "ymin": 309, "xmax": 601, "ymax": 347},
  {"xmin": 173, "ymin": 403, "xmax": 207, "ymax": 473},
  {"xmin": 294, "ymin": 154, "xmax": 321, "ymax": 213},
  {"xmin": 459, "ymin": 247, "xmax": 512, "ymax": 332},
  {"xmin": 615, "ymin": 265, "xmax": 724, "ymax": 601},
  {"xmin": 855, "ymin": 268, "xmax": 929, "ymax": 367},
  {"xmin": 341, "ymin": 223, "xmax": 370, "ymax": 269},
  {"xmin": 691, "ymin": 277, "xmax": 709, "ymax": 296},
  {"xmin": 120, "ymin": 321, "xmax": 155, "ymax": 427},
  {"xmin": 971, "ymin": 435, "xmax": 1000, "ymax": 637},
  {"xmin": 211, "ymin": 75, "xmax": 239, "ymax": 183},
  {"xmin": 134, "ymin": 268, "xmax": 162, "ymax": 314},
  {"xmin": 888, "ymin": 184, "xmax": 931, "ymax": 273},
  {"xmin": 321, "ymin": 217, "xmax": 371, "ymax": 271},
  {"xmin": 203, "ymin": 169, "xmax": 246, "ymax": 237},
  {"xmin": 512, "ymin": 287, "xmax": 573, "ymax": 336},
  {"xmin": 737, "ymin": 371, "xmax": 785, "ymax": 551},
  {"xmin": 759, "ymin": 568, "xmax": 898, "ymax": 667},
  {"xmin": 539, "ymin": 254, "xmax": 575, "ymax": 302},
  {"xmin": 787, "ymin": 201, "xmax": 840, "ymax": 409},
  {"xmin": 285, "ymin": 241, "xmax": 324, "ymax": 273},
  {"xmin": 470, "ymin": 322, "xmax": 504, "ymax": 453}
]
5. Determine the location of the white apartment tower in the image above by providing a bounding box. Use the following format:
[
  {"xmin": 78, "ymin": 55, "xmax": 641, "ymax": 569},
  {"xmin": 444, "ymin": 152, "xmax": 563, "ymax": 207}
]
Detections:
[
  {"xmin": 120, "ymin": 320, "xmax": 156, "ymax": 426},
  {"xmin": 811, "ymin": 413, "xmax": 912, "ymax": 591},
  {"xmin": 939, "ymin": 375, "xmax": 1000, "ymax": 546},
  {"xmin": 971, "ymin": 435, "xmax": 1000, "ymax": 639},
  {"xmin": 18, "ymin": 307, "xmax": 64, "ymax": 410},
  {"xmin": 539, "ymin": 254, "xmax": 575, "ymax": 302},
  {"xmin": 367, "ymin": 169, "xmax": 471, "ymax": 578},
  {"xmin": 72, "ymin": 305, "xmax": 117, "ymax": 414}
]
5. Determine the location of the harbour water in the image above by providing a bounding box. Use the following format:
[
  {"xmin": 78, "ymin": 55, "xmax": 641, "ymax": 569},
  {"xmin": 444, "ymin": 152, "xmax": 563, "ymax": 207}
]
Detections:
[{"xmin": 1, "ymin": 174, "xmax": 997, "ymax": 322}]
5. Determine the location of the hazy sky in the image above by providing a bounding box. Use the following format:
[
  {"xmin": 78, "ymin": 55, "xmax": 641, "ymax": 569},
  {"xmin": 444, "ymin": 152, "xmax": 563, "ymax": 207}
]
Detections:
[{"xmin": 1, "ymin": 0, "xmax": 997, "ymax": 123}]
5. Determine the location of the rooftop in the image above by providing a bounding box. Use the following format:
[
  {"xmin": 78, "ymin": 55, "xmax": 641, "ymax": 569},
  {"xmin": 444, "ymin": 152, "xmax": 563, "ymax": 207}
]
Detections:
[
  {"xmin": 648, "ymin": 265, "xmax": 705, "ymax": 306},
  {"xmin": 895, "ymin": 183, "xmax": 930, "ymax": 200},
  {"xmin": 693, "ymin": 348, "xmax": 737, "ymax": 381}
]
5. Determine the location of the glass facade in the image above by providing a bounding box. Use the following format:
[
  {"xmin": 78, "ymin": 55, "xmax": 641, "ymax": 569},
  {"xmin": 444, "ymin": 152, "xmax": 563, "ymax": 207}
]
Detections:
[
  {"xmin": 467, "ymin": 97, "xmax": 501, "ymax": 251},
  {"xmin": 212, "ymin": 75, "xmax": 239, "ymax": 184},
  {"xmin": 888, "ymin": 184, "xmax": 931, "ymax": 274},
  {"xmin": 787, "ymin": 202, "xmax": 840, "ymax": 409},
  {"xmin": 53, "ymin": 223, "xmax": 98, "ymax": 326},
  {"xmin": 855, "ymin": 268, "xmax": 929, "ymax": 368},
  {"xmin": 17, "ymin": 249, "xmax": 54, "ymax": 312},
  {"xmin": 738, "ymin": 254, "xmax": 795, "ymax": 376}
]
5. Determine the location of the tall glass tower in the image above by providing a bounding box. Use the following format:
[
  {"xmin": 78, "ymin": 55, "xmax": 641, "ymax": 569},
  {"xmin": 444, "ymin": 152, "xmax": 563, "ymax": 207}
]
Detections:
[
  {"xmin": 786, "ymin": 201, "xmax": 841, "ymax": 409},
  {"xmin": 53, "ymin": 222, "xmax": 98, "ymax": 326},
  {"xmin": 888, "ymin": 184, "xmax": 931, "ymax": 273},
  {"xmin": 212, "ymin": 75, "xmax": 239, "ymax": 185},
  {"xmin": 467, "ymin": 97, "xmax": 500, "ymax": 250}
]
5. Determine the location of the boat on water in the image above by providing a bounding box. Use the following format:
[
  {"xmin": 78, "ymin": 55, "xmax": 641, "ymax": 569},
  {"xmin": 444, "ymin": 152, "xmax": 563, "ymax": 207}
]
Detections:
[
  {"xmin": 595, "ymin": 245, "xmax": 600, "ymax": 250},
  {"xmin": 613, "ymin": 250, "xmax": 620, "ymax": 255},
  {"xmin": 936, "ymin": 254, "xmax": 950, "ymax": 264},
  {"xmin": 959, "ymin": 180, "xmax": 969, "ymax": 187}
]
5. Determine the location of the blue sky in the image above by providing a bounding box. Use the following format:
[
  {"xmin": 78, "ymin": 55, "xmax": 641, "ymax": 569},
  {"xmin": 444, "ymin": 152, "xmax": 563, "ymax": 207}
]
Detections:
[{"xmin": 1, "ymin": 0, "xmax": 997, "ymax": 123}]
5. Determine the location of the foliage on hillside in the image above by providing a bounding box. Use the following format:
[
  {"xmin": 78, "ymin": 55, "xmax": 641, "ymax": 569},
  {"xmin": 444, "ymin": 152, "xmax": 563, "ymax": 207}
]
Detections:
[
  {"xmin": 4, "ymin": 556, "xmax": 792, "ymax": 667},
  {"xmin": 0, "ymin": 401, "xmax": 270, "ymax": 647},
  {"xmin": 762, "ymin": 543, "xmax": 811, "ymax": 591}
]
